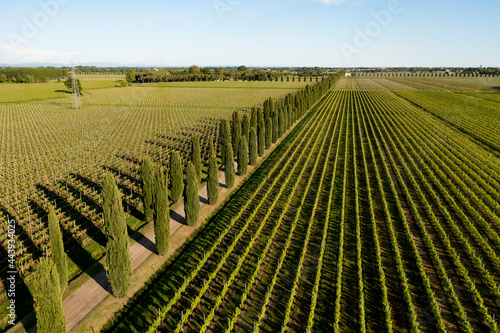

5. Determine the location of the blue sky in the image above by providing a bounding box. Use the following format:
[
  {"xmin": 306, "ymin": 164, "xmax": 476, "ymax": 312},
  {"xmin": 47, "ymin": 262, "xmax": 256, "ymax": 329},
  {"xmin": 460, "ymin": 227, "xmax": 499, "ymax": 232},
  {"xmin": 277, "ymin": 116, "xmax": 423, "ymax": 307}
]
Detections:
[{"xmin": 0, "ymin": 0, "xmax": 498, "ymax": 67}]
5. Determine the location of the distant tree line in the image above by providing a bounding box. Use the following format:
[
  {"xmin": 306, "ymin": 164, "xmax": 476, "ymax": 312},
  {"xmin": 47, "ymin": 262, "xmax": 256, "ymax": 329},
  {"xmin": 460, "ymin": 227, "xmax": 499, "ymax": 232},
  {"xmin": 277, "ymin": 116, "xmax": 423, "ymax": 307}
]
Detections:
[
  {"xmin": 0, "ymin": 67, "xmax": 67, "ymax": 83},
  {"xmin": 126, "ymin": 65, "xmax": 328, "ymax": 83}
]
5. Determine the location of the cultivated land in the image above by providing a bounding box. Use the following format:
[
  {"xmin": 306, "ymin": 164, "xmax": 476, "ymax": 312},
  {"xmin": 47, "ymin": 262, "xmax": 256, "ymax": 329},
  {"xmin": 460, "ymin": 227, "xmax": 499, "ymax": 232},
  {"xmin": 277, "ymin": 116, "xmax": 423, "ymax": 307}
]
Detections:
[
  {"xmin": 107, "ymin": 76, "xmax": 500, "ymax": 333},
  {"xmin": 0, "ymin": 76, "xmax": 310, "ymax": 331},
  {"xmin": 2, "ymin": 74, "xmax": 500, "ymax": 332}
]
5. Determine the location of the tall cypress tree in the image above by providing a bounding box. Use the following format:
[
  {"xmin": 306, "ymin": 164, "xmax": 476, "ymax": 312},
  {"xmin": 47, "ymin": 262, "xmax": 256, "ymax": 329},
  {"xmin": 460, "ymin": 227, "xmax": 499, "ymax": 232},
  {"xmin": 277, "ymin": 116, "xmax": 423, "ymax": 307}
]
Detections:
[
  {"xmin": 207, "ymin": 139, "xmax": 219, "ymax": 205},
  {"xmin": 220, "ymin": 119, "xmax": 231, "ymax": 165},
  {"xmin": 102, "ymin": 173, "xmax": 131, "ymax": 298},
  {"xmin": 249, "ymin": 127, "xmax": 258, "ymax": 165},
  {"xmin": 238, "ymin": 136, "xmax": 248, "ymax": 175},
  {"xmin": 224, "ymin": 138, "xmax": 236, "ymax": 188},
  {"xmin": 191, "ymin": 134, "xmax": 202, "ymax": 184},
  {"xmin": 272, "ymin": 111, "xmax": 279, "ymax": 143},
  {"xmin": 258, "ymin": 120, "xmax": 265, "ymax": 156},
  {"xmin": 265, "ymin": 117, "xmax": 272, "ymax": 149},
  {"xmin": 278, "ymin": 108, "xmax": 285, "ymax": 137},
  {"xmin": 257, "ymin": 107, "xmax": 264, "ymax": 127},
  {"xmin": 250, "ymin": 107, "xmax": 258, "ymax": 129},
  {"xmin": 184, "ymin": 161, "xmax": 199, "ymax": 226},
  {"xmin": 140, "ymin": 158, "xmax": 154, "ymax": 222},
  {"xmin": 48, "ymin": 206, "xmax": 67, "ymax": 290},
  {"xmin": 170, "ymin": 151, "xmax": 184, "ymax": 202},
  {"xmin": 34, "ymin": 258, "xmax": 66, "ymax": 333},
  {"xmin": 154, "ymin": 164, "xmax": 169, "ymax": 255},
  {"xmin": 231, "ymin": 110, "xmax": 241, "ymax": 157},
  {"xmin": 242, "ymin": 113, "xmax": 250, "ymax": 141}
]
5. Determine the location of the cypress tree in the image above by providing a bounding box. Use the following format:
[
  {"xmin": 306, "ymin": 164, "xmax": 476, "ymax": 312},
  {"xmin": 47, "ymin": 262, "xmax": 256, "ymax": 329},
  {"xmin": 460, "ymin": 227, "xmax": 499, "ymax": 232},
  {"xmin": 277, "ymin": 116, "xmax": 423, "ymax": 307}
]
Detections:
[
  {"xmin": 265, "ymin": 117, "xmax": 272, "ymax": 149},
  {"xmin": 257, "ymin": 107, "xmax": 264, "ymax": 128},
  {"xmin": 191, "ymin": 134, "xmax": 202, "ymax": 184},
  {"xmin": 231, "ymin": 111, "xmax": 241, "ymax": 156},
  {"xmin": 242, "ymin": 113, "xmax": 250, "ymax": 141},
  {"xmin": 220, "ymin": 119, "xmax": 231, "ymax": 165},
  {"xmin": 224, "ymin": 138, "xmax": 236, "ymax": 188},
  {"xmin": 249, "ymin": 127, "xmax": 258, "ymax": 165},
  {"xmin": 34, "ymin": 258, "xmax": 66, "ymax": 333},
  {"xmin": 238, "ymin": 136, "xmax": 248, "ymax": 175},
  {"xmin": 154, "ymin": 164, "xmax": 169, "ymax": 255},
  {"xmin": 258, "ymin": 120, "xmax": 265, "ymax": 156},
  {"xmin": 102, "ymin": 173, "xmax": 131, "ymax": 298},
  {"xmin": 278, "ymin": 108, "xmax": 285, "ymax": 137},
  {"xmin": 272, "ymin": 111, "xmax": 278, "ymax": 143},
  {"xmin": 184, "ymin": 161, "xmax": 199, "ymax": 226},
  {"xmin": 140, "ymin": 158, "xmax": 154, "ymax": 222},
  {"xmin": 283, "ymin": 107, "xmax": 289, "ymax": 132},
  {"xmin": 269, "ymin": 98, "xmax": 275, "ymax": 117},
  {"xmin": 207, "ymin": 139, "xmax": 219, "ymax": 205},
  {"xmin": 250, "ymin": 107, "xmax": 258, "ymax": 129},
  {"xmin": 170, "ymin": 151, "xmax": 184, "ymax": 202},
  {"xmin": 48, "ymin": 206, "xmax": 67, "ymax": 290}
]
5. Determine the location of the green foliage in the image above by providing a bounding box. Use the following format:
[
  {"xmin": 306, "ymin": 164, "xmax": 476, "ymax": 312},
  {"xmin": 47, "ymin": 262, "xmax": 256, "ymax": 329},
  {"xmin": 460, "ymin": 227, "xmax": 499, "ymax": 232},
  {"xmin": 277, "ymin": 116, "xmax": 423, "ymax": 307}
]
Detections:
[
  {"xmin": 207, "ymin": 141, "xmax": 219, "ymax": 205},
  {"xmin": 238, "ymin": 136, "xmax": 248, "ymax": 175},
  {"xmin": 184, "ymin": 162, "xmax": 200, "ymax": 226},
  {"xmin": 48, "ymin": 206, "xmax": 67, "ymax": 290},
  {"xmin": 279, "ymin": 108, "xmax": 285, "ymax": 137},
  {"xmin": 125, "ymin": 69, "xmax": 136, "ymax": 83},
  {"xmin": 154, "ymin": 164, "xmax": 170, "ymax": 255},
  {"xmin": 191, "ymin": 134, "xmax": 202, "ymax": 184},
  {"xmin": 249, "ymin": 127, "xmax": 258, "ymax": 165},
  {"xmin": 120, "ymin": 80, "xmax": 128, "ymax": 87},
  {"xmin": 242, "ymin": 113, "xmax": 250, "ymax": 141},
  {"xmin": 188, "ymin": 65, "xmax": 201, "ymax": 74},
  {"xmin": 220, "ymin": 119, "xmax": 231, "ymax": 165},
  {"xmin": 33, "ymin": 258, "xmax": 66, "ymax": 333},
  {"xmin": 258, "ymin": 120, "xmax": 265, "ymax": 156},
  {"xmin": 250, "ymin": 107, "xmax": 258, "ymax": 129},
  {"xmin": 102, "ymin": 173, "xmax": 131, "ymax": 298},
  {"xmin": 224, "ymin": 138, "xmax": 236, "ymax": 188},
  {"xmin": 170, "ymin": 151, "xmax": 184, "ymax": 202},
  {"xmin": 231, "ymin": 110, "xmax": 242, "ymax": 156},
  {"xmin": 64, "ymin": 78, "xmax": 82, "ymax": 92},
  {"xmin": 265, "ymin": 117, "xmax": 272, "ymax": 149},
  {"xmin": 272, "ymin": 111, "xmax": 279, "ymax": 143},
  {"xmin": 140, "ymin": 158, "xmax": 155, "ymax": 222}
]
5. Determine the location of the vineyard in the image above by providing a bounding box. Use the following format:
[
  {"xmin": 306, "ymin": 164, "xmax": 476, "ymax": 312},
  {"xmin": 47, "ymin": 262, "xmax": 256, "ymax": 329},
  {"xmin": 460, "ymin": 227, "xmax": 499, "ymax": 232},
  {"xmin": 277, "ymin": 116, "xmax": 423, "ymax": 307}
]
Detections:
[
  {"xmin": 107, "ymin": 77, "xmax": 500, "ymax": 332},
  {"xmin": 0, "ymin": 77, "xmax": 311, "ymax": 330}
]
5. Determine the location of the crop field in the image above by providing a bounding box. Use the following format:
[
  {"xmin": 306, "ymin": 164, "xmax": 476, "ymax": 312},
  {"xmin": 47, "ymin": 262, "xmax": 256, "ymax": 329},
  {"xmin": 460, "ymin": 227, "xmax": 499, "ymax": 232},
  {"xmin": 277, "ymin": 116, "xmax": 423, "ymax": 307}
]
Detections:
[
  {"xmin": 0, "ymin": 74, "xmax": 126, "ymax": 103},
  {"xmin": 45, "ymin": 86, "xmax": 303, "ymax": 109},
  {"xmin": 108, "ymin": 77, "xmax": 500, "ymax": 332},
  {"xmin": 0, "ymin": 78, "xmax": 310, "ymax": 329}
]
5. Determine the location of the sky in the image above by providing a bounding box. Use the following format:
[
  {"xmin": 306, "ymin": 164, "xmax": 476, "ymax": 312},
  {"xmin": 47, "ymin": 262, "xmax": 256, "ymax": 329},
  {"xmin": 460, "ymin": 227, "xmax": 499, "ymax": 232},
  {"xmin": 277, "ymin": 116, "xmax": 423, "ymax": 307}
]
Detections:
[{"xmin": 0, "ymin": 0, "xmax": 498, "ymax": 67}]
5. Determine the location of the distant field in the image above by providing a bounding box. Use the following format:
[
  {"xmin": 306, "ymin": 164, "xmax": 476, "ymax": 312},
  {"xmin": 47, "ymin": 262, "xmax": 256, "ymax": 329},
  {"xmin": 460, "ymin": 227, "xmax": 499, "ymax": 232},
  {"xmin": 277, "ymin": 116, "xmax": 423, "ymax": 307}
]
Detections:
[
  {"xmin": 139, "ymin": 81, "xmax": 313, "ymax": 89},
  {"xmin": 385, "ymin": 77, "xmax": 500, "ymax": 91},
  {"xmin": 0, "ymin": 74, "xmax": 126, "ymax": 103},
  {"xmin": 45, "ymin": 85, "xmax": 302, "ymax": 109}
]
